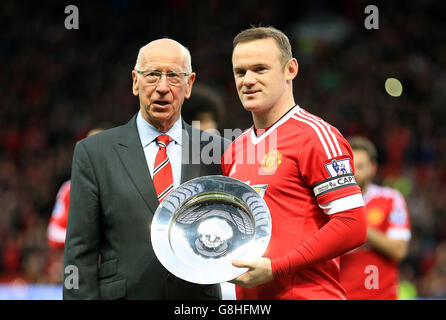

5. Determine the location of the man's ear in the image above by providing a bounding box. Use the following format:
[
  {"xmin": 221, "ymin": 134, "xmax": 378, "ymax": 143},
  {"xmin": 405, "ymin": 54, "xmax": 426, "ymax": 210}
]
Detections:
[
  {"xmin": 185, "ymin": 72, "xmax": 196, "ymax": 99},
  {"xmin": 132, "ymin": 70, "xmax": 139, "ymax": 96},
  {"xmin": 285, "ymin": 58, "xmax": 298, "ymax": 81}
]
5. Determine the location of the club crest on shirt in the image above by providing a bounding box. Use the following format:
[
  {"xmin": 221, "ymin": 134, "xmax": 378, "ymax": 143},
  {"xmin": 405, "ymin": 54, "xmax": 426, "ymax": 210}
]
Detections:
[
  {"xmin": 260, "ymin": 149, "xmax": 282, "ymax": 174},
  {"xmin": 325, "ymin": 158, "xmax": 352, "ymax": 177}
]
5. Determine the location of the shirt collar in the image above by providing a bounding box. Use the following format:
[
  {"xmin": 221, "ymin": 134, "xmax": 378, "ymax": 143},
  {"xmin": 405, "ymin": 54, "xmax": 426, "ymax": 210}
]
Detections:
[{"xmin": 136, "ymin": 110, "xmax": 183, "ymax": 148}]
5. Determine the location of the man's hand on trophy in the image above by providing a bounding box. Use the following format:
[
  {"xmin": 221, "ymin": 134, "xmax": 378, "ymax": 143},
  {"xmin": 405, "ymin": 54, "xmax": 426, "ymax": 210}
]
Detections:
[{"xmin": 229, "ymin": 257, "xmax": 274, "ymax": 288}]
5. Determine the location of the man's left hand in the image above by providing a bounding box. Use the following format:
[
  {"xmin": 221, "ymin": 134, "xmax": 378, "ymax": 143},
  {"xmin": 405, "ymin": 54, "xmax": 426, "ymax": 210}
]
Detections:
[{"xmin": 229, "ymin": 257, "xmax": 273, "ymax": 288}]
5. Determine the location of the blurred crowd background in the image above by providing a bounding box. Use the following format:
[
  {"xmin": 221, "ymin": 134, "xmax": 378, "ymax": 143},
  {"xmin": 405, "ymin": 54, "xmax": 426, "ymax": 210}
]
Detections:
[{"xmin": 0, "ymin": 0, "xmax": 445, "ymax": 299}]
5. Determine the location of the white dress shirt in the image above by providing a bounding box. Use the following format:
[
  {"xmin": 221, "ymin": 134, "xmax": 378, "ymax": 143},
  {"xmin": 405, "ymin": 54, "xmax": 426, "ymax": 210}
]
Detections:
[{"xmin": 136, "ymin": 110, "xmax": 183, "ymax": 189}]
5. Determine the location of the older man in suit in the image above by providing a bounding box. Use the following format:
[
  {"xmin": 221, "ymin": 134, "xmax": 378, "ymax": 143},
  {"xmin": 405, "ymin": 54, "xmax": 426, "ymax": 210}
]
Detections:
[{"xmin": 63, "ymin": 38, "xmax": 229, "ymax": 299}]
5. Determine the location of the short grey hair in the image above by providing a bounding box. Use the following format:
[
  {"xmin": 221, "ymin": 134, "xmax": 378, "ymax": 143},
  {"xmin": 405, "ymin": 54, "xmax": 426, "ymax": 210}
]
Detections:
[{"xmin": 134, "ymin": 39, "xmax": 192, "ymax": 73}]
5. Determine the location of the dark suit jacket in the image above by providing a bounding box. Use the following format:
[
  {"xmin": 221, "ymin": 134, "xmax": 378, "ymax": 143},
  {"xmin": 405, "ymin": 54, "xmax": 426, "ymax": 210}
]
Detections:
[{"xmin": 63, "ymin": 114, "xmax": 230, "ymax": 299}]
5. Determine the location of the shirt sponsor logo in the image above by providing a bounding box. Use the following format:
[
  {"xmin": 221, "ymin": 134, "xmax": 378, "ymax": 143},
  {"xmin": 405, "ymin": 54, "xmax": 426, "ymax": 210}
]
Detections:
[
  {"xmin": 325, "ymin": 158, "xmax": 352, "ymax": 177},
  {"xmin": 313, "ymin": 174, "xmax": 357, "ymax": 197},
  {"xmin": 251, "ymin": 184, "xmax": 268, "ymax": 198},
  {"xmin": 244, "ymin": 181, "xmax": 268, "ymax": 198}
]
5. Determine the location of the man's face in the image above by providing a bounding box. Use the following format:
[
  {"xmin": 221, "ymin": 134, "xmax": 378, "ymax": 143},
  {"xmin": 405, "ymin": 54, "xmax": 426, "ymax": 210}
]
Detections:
[
  {"xmin": 352, "ymin": 149, "xmax": 376, "ymax": 191},
  {"xmin": 132, "ymin": 40, "xmax": 195, "ymax": 132},
  {"xmin": 232, "ymin": 38, "xmax": 290, "ymax": 115}
]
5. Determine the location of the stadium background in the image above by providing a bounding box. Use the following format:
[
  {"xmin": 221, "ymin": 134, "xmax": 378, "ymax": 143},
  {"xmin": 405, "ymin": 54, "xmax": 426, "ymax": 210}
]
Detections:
[{"xmin": 0, "ymin": 0, "xmax": 445, "ymax": 299}]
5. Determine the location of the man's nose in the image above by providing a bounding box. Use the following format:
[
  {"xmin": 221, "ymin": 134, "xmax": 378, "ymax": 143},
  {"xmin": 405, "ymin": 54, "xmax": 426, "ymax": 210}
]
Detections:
[
  {"xmin": 243, "ymin": 70, "xmax": 257, "ymax": 86},
  {"xmin": 156, "ymin": 75, "xmax": 170, "ymax": 93}
]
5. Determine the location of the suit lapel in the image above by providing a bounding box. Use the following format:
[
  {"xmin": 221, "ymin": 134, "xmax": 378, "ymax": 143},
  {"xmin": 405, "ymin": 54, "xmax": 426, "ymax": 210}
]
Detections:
[
  {"xmin": 114, "ymin": 118, "xmax": 202, "ymax": 214},
  {"xmin": 114, "ymin": 115, "xmax": 159, "ymax": 215},
  {"xmin": 181, "ymin": 121, "xmax": 201, "ymax": 183}
]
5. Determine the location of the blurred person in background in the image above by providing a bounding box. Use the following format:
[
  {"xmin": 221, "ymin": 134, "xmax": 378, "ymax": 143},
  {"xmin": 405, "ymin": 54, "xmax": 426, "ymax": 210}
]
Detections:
[
  {"xmin": 0, "ymin": 1, "xmax": 443, "ymax": 301},
  {"xmin": 340, "ymin": 136, "xmax": 411, "ymax": 299},
  {"xmin": 47, "ymin": 128, "xmax": 106, "ymax": 250},
  {"xmin": 222, "ymin": 26, "xmax": 367, "ymax": 300},
  {"xmin": 181, "ymin": 84, "xmax": 225, "ymax": 135},
  {"xmin": 417, "ymin": 240, "xmax": 446, "ymax": 298},
  {"xmin": 63, "ymin": 38, "xmax": 229, "ymax": 299}
]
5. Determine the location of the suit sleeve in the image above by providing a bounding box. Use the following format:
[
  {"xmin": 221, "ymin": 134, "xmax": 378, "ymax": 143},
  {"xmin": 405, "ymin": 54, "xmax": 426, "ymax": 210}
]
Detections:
[{"xmin": 63, "ymin": 141, "xmax": 101, "ymax": 299}]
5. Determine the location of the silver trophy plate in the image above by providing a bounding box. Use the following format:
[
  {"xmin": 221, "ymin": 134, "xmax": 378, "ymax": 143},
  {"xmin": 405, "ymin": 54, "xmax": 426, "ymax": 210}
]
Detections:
[{"xmin": 151, "ymin": 175, "xmax": 272, "ymax": 284}]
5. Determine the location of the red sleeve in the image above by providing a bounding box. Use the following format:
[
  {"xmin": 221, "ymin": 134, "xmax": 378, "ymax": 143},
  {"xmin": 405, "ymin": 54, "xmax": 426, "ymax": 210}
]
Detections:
[
  {"xmin": 47, "ymin": 181, "xmax": 71, "ymax": 249},
  {"xmin": 385, "ymin": 189, "xmax": 411, "ymax": 240},
  {"xmin": 271, "ymin": 206, "xmax": 367, "ymax": 278},
  {"xmin": 296, "ymin": 124, "xmax": 361, "ymax": 205}
]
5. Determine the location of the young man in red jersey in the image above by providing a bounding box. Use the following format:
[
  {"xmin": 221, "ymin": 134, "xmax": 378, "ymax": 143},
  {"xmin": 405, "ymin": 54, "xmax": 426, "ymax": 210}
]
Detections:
[
  {"xmin": 221, "ymin": 26, "xmax": 367, "ymax": 299},
  {"xmin": 339, "ymin": 136, "xmax": 411, "ymax": 299}
]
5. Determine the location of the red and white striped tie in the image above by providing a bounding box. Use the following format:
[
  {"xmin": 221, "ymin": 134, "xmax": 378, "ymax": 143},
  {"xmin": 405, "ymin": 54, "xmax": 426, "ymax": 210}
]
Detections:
[{"xmin": 153, "ymin": 135, "xmax": 174, "ymax": 203}]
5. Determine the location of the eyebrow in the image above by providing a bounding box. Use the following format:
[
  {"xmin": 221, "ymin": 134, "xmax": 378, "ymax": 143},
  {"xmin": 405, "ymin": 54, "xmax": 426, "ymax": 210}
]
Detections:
[{"xmin": 233, "ymin": 63, "xmax": 269, "ymax": 71}]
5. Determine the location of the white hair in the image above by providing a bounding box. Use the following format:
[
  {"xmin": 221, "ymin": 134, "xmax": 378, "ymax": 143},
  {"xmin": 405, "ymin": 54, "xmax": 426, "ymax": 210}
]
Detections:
[{"xmin": 134, "ymin": 39, "xmax": 192, "ymax": 73}]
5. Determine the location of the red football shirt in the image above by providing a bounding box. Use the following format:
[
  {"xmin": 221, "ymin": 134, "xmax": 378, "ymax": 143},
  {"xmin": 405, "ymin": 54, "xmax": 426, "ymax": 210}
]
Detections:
[
  {"xmin": 340, "ymin": 184, "xmax": 411, "ymax": 299},
  {"xmin": 221, "ymin": 105, "xmax": 364, "ymax": 299},
  {"xmin": 47, "ymin": 180, "xmax": 71, "ymax": 249}
]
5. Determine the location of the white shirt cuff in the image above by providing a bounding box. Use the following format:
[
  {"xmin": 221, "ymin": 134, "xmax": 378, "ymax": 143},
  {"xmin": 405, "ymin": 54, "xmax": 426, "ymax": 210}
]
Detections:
[{"xmin": 319, "ymin": 193, "xmax": 365, "ymax": 215}]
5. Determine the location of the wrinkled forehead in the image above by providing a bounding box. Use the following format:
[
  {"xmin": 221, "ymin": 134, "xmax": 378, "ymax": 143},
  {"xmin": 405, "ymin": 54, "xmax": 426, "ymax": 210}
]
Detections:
[{"xmin": 140, "ymin": 52, "xmax": 186, "ymax": 71}]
